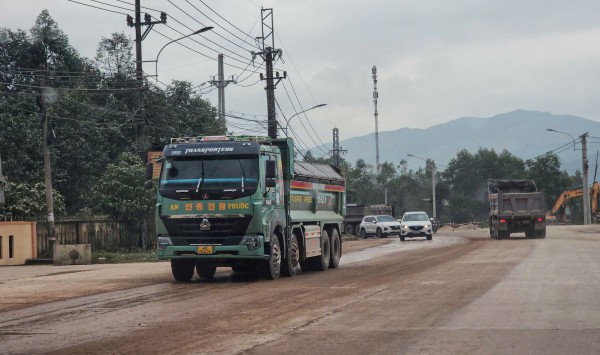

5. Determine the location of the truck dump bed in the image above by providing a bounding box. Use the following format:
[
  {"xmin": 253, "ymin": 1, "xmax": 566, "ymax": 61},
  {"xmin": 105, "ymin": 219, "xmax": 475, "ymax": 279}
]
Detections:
[{"xmin": 488, "ymin": 179, "xmax": 546, "ymax": 216}]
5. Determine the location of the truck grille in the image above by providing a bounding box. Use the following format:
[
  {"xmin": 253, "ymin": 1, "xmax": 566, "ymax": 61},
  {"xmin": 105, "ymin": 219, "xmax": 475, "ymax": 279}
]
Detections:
[
  {"xmin": 162, "ymin": 215, "xmax": 253, "ymax": 246},
  {"xmin": 409, "ymin": 225, "xmax": 424, "ymax": 231}
]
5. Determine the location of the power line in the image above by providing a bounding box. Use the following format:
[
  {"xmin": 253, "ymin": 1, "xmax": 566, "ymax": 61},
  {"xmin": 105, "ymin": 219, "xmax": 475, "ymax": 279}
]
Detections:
[{"xmin": 67, "ymin": 0, "xmax": 130, "ymax": 16}]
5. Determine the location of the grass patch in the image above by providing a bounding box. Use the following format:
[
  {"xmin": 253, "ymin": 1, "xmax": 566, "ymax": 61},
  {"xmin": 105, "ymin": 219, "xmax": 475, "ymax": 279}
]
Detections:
[{"xmin": 92, "ymin": 248, "xmax": 161, "ymax": 264}]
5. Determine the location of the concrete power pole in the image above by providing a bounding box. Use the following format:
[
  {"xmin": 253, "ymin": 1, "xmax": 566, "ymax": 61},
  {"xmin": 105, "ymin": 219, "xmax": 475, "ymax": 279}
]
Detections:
[
  {"xmin": 330, "ymin": 128, "xmax": 347, "ymax": 169},
  {"xmin": 210, "ymin": 54, "xmax": 236, "ymax": 121},
  {"xmin": 581, "ymin": 133, "xmax": 591, "ymax": 224},
  {"xmin": 38, "ymin": 65, "xmax": 56, "ymax": 255},
  {"xmin": 128, "ymin": 1, "xmax": 166, "ymax": 161},
  {"xmin": 372, "ymin": 66, "xmax": 380, "ymax": 174},
  {"xmin": 256, "ymin": 8, "xmax": 286, "ymax": 139}
]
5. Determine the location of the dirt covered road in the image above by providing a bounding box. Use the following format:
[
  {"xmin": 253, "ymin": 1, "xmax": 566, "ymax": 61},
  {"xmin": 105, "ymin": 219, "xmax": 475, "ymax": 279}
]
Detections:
[{"xmin": 1, "ymin": 226, "xmax": 600, "ymax": 354}]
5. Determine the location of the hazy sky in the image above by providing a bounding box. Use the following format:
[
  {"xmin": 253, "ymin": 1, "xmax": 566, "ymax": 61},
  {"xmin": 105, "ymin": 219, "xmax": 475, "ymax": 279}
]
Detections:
[{"xmin": 2, "ymin": 0, "xmax": 600, "ymax": 157}]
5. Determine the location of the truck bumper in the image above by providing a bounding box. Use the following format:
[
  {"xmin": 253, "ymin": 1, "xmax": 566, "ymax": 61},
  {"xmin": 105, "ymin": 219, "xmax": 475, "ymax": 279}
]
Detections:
[{"xmin": 156, "ymin": 235, "xmax": 267, "ymax": 260}]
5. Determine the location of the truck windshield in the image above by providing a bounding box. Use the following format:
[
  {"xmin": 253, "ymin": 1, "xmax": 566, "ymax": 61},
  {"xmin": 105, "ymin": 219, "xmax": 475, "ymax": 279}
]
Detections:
[{"xmin": 159, "ymin": 156, "xmax": 259, "ymax": 200}]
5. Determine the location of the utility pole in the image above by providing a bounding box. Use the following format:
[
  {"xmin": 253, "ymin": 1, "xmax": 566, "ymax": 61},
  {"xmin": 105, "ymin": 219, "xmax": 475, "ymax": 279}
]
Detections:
[
  {"xmin": 581, "ymin": 132, "xmax": 590, "ymax": 224},
  {"xmin": 372, "ymin": 66, "xmax": 380, "ymax": 173},
  {"xmin": 330, "ymin": 128, "xmax": 347, "ymax": 169},
  {"xmin": 210, "ymin": 54, "xmax": 236, "ymax": 121},
  {"xmin": 255, "ymin": 8, "xmax": 286, "ymax": 139},
  {"xmin": 431, "ymin": 161, "xmax": 437, "ymax": 219},
  {"xmin": 38, "ymin": 64, "xmax": 56, "ymax": 256},
  {"xmin": 0, "ymin": 153, "xmax": 6, "ymax": 207},
  {"xmin": 127, "ymin": 1, "xmax": 166, "ymax": 161}
]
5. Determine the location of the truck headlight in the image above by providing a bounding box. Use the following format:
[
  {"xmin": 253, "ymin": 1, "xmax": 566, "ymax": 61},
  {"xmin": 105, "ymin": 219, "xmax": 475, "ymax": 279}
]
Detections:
[
  {"xmin": 240, "ymin": 235, "xmax": 261, "ymax": 251},
  {"xmin": 157, "ymin": 236, "xmax": 173, "ymax": 251}
]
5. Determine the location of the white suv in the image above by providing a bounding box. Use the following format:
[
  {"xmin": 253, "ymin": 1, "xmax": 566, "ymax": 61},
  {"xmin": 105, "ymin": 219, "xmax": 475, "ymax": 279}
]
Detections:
[
  {"xmin": 359, "ymin": 215, "xmax": 401, "ymax": 239},
  {"xmin": 399, "ymin": 211, "xmax": 433, "ymax": 241}
]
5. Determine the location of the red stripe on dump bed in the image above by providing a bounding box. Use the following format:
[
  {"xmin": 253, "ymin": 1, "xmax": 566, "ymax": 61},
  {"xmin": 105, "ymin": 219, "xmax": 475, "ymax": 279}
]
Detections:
[
  {"xmin": 291, "ymin": 181, "xmax": 313, "ymax": 190},
  {"xmin": 324, "ymin": 184, "xmax": 345, "ymax": 192}
]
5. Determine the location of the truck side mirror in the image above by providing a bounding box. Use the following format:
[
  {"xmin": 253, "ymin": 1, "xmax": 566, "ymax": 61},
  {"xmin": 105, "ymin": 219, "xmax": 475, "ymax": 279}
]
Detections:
[
  {"xmin": 145, "ymin": 163, "xmax": 154, "ymax": 180},
  {"xmin": 265, "ymin": 160, "xmax": 276, "ymax": 188},
  {"xmin": 266, "ymin": 160, "xmax": 276, "ymax": 179}
]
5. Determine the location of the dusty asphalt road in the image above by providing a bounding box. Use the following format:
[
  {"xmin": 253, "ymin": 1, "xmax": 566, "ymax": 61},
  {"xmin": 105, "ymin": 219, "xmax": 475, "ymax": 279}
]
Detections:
[{"xmin": 1, "ymin": 225, "xmax": 600, "ymax": 354}]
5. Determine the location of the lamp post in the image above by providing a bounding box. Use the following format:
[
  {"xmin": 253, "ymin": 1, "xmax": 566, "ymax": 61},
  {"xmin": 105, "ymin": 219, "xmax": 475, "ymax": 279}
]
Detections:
[
  {"xmin": 407, "ymin": 154, "xmax": 436, "ymax": 219},
  {"xmin": 284, "ymin": 104, "xmax": 327, "ymax": 136},
  {"xmin": 153, "ymin": 26, "xmax": 213, "ymax": 81},
  {"xmin": 546, "ymin": 128, "xmax": 590, "ymax": 224}
]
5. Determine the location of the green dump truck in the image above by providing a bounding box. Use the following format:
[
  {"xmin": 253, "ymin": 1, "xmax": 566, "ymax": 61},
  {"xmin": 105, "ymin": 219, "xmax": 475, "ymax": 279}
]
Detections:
[{"xmin": 145, "ymin": 136, "xmax": 346, "ymax": 281}]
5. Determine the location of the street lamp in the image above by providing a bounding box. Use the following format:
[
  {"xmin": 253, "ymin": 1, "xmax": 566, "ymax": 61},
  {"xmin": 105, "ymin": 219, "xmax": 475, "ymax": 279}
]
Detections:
[
  {"xmin": 154, "ymin": 26, "xmax": 213, "ymax": 81},
  {"xmin": 283, "ymin": 104, "xmax": 327, "ymax": 136},
  {"xmin": 546, "ymin": 128, "xmax": 590, "ymax": 224},
  {"xmin": 546, "ymin": 128, "xmax": 576, "ymax": 151},
  {"xmin": 407, "ymin": 154, "xmax": 436, "ymax": 219}
]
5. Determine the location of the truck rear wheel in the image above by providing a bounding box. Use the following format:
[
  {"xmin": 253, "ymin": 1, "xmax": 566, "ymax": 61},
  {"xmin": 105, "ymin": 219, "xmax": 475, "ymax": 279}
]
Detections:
[
  {"xmin": 360, "ymin": 229, "xmax": 367, "ymax": 239},
  {"xmin": 344, "ymin": 224, "xmax": 354, "ymax": 236},
  {"xmin": 281, "ymin": 233, "xmax": 299, "ymax": 277},
  {"xmin": 536, "ymin": 230, "xmax": 546, "ymax": 239},
  {"xmin": 305, "ymin": 230, "xmax": 331, "ymax": 272},
  {"xmin": 329, "ymin": 229, "xmax": 341, "ymax": 269},
  {"xmin": 262, "ymin": 236, "xmax": 281, "ymax": 280},
  {"xmin": 355, "ymin": 224, "xmax": 361, "ymax": 236},
  {"xmin": 196, "ymin": 263, "xmax": 217, "ymax": 280},
  {"xmin": 171, "ymin": 259, "xmax": 195, "ymax": 282}
]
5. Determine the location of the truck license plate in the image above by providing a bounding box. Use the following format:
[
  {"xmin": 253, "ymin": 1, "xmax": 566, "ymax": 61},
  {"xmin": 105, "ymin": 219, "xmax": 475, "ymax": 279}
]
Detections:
[{"xmin": 197, "ymin": 246, "xmax": 213, "ymax": 254}]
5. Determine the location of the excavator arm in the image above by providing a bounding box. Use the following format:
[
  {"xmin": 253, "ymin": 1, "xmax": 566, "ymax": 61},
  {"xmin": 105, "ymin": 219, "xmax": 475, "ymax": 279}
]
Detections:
[
  {"xmin": 552, "ymin": 189, "xmax": 583, "ymax": 214},
  {"xmin": 551, "ymin": 182, "xmax": 600, "ymax": 214}
]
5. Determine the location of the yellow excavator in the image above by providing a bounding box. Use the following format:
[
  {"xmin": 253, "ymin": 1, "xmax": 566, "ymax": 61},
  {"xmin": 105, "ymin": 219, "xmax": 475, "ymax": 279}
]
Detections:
[{"xmin": 551, "ymin": 182, "xmax": 600, "ymax": 222}]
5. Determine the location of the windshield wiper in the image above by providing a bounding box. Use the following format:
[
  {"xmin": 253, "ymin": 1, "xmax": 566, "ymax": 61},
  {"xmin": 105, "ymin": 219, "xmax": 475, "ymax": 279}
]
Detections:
[
  {"xmin": 195, "ymin": 160, "xmax": 205, "ymax": 193},
  {"xmin": 238, "ymin": 160, "xmax": 246, "ymax": 192}
]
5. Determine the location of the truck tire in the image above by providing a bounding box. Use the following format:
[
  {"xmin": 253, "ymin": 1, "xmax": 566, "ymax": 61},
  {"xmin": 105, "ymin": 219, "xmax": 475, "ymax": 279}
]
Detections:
[
  {"xmin": 262, "ymin": 236, "xmax": 281, "ymax": 280},
  {"xmin": 344, "ymin": 224, "xmax": 354, "ymax": 236},
  {"xmin": 281, "ymin": 233, "xmax": 299, "ymax": 277},
  {"xmin": 196, "ymin": 263, "xmax": 217, "ymax": 280},
  {"xmin": 329, "ymin": 229, "xmax": 341, "ymax": 269},
  {"xmin": 306, "ymin": 230, "xmax": 331, "ymax": 272},
  {"xmin": 360, "ymin": 228, "xmax": 367, "ymax": 239},
  {"xmin": 355, "ymin": 224, "xmax": 361, "ymax": 236},
  {"xmin": 171, "ymin": 259, "xmax": 195, "ymax": 282},
  {"xmin": 536, "ymin": 230, "xmax": 546, "ymax": 239}
]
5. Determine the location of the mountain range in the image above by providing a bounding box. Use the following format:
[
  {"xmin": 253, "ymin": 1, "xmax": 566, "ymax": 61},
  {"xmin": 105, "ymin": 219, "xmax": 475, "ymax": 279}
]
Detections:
[{"xmin": 314, "ymin": 110, "xmax": 600, "ymax": 176}]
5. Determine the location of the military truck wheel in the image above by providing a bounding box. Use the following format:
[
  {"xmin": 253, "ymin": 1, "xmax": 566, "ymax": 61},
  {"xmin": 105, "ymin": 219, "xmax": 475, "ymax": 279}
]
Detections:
[
  {"xmin": 344, "ymin": 224, "xmax": 354, "ymax": 236},
  {"xmin": 281, "ymin": 233, "xmax": 299, "ymax": 277},
  {"xmin": 536, "ymin": 230, "xmax": 546, "ymax": 239},
  {"xmin": 329, "ymin": 229, "xmax": 341, "ymax": 269},
  {"xmin": 376, "ymin": 228, "xmax": 383, "ymax": 238},
  {"xmin": 196, "ymin": 263, "xmax": 216, "ymax": 280},
  {"xmin": 262, "ymin": 236, "xmax": 281, "ymax": 280},
  {"xmin": 307, "ymin": 230, "xmax": 331, "ymax": 272},
  {"xmin": 171, "ymin": 259, "xmax": 195, "ymax": 282},
  {"xmin": 360, "ymin": 229, "xmax": 367, "ymax": 239}
]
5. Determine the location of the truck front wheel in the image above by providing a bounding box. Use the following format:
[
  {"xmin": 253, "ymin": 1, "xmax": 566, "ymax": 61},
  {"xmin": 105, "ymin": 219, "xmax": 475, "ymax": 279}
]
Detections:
[
  {"xmin": 171, "ymin": 259, "xmax": 195, "ymax": 282},
  {"xmin": 281, "ymin": 233, "xmax": 299, "ymax": 277},
  {"xmin": 262, "ymin": 236, "xmax": 281, "ymax": 280},
  {"xmin": 196, "ymin": 263, "xmax": 217, "ymax": 280}
]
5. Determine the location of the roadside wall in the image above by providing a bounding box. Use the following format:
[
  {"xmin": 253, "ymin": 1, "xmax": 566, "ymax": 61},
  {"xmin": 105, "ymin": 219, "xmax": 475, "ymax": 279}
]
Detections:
[
  {"xmin": 35, "ymin": 217, "xmax": 155, "ymax": 255},
  {"xmin": 0, "ymin": 221, "xmax": 37, "ymax": 265}
]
